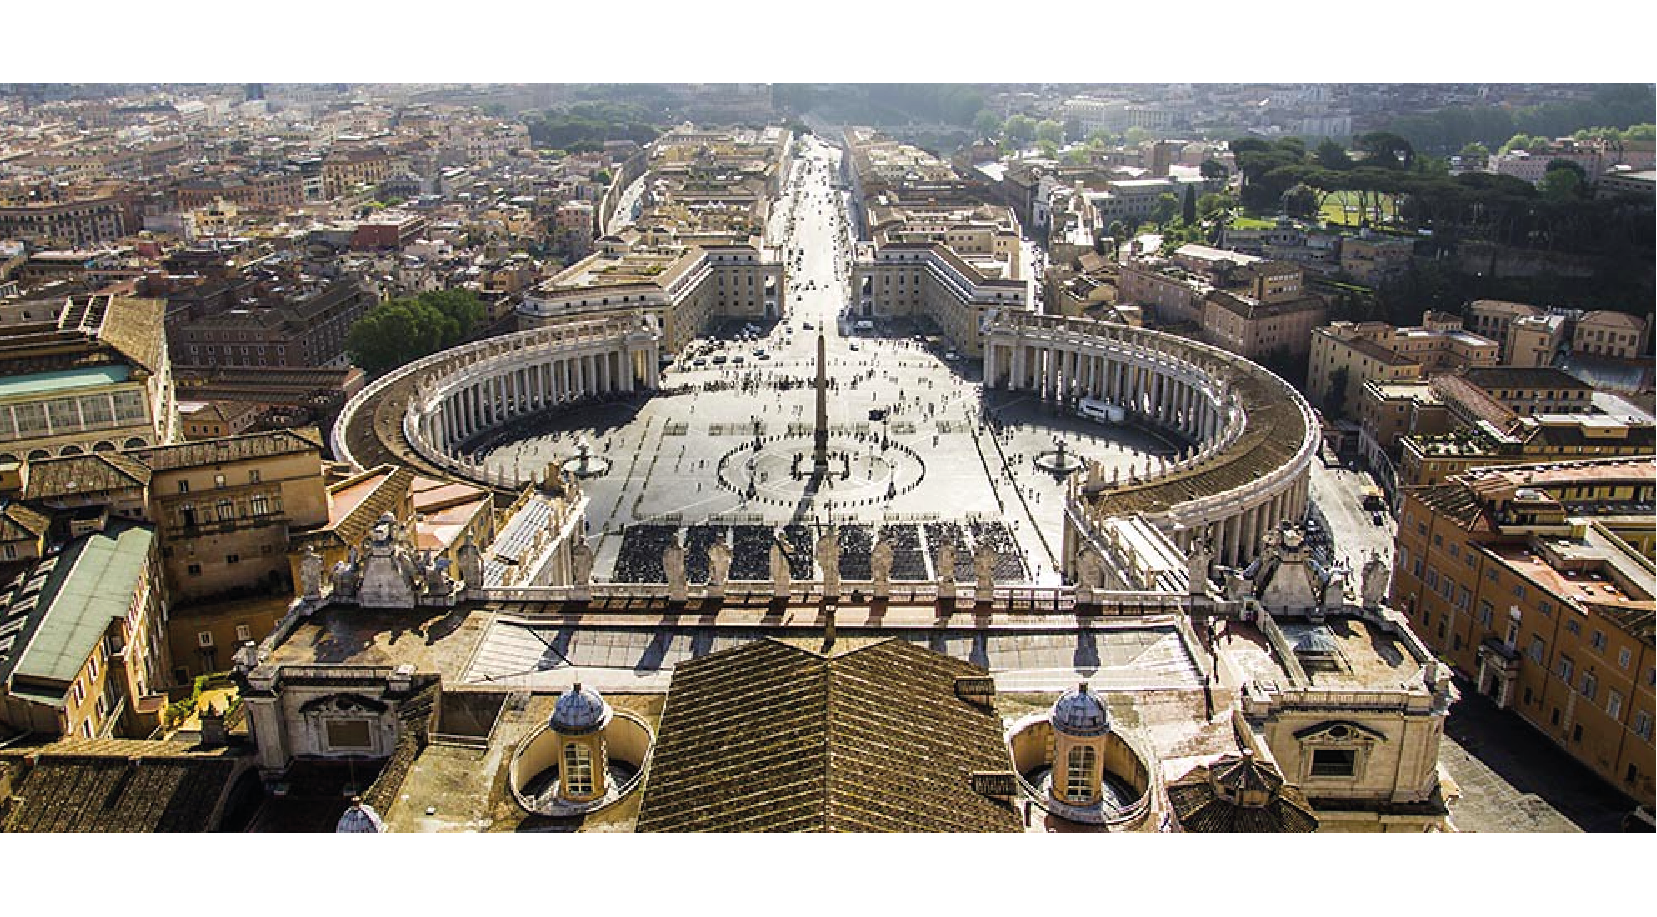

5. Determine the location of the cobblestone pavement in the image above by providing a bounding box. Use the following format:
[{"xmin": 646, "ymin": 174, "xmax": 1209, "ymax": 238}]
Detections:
[{"xmin": 1438, "ymin": 676, "xmax": 1638, "ymax": 833}]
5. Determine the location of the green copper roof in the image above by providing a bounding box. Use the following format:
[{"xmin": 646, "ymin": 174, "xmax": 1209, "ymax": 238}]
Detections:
[
  {"xmin": 0, "ymin": 365, "xmax": 130, "ymax": 401},
  {"xmin": 9, "ymin": 520, "xmax": 153, "ymax": 693}
]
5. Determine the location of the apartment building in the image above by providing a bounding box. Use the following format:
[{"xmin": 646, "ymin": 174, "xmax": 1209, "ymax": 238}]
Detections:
[
  {"xmin": 166, "ymin": 273, "xmax": 378, "ymax": 371},
  {"xmin": 1573, "ymin": 310, "xmax": 1649, "ymax": 360},
  {"xmin": 1391, "ymin": 458, "xmax": 1655, "ymax": 806},
  {"xmin": 1400, "ymin": 405, "xmax": 1654, "ymax": 489},
  {"xmin": 133, "ymin": 428, "xmax": 329, "ymax": 602},
  {"xmin": 0, "ymin": 294, "xmax": 179, "ymax": 463},
  {"xmin": 1307, "ymin": 318, "xmax": 1499, "ymax": 416},
  {"xmin": 0, "ymin": 196, "xmax": 132, "ymax": 247},
  {"xmin": 0, "ymin": 517, "xmax": 171, "ymax": 739}
]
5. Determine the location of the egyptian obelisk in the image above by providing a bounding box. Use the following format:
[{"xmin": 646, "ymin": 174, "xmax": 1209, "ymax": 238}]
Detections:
[{"xmin": 812, "ymin": 329, "xmax": 830, "ymax": 470}]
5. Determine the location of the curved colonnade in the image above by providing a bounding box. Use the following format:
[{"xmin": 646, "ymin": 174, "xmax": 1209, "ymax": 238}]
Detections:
[
  {"xmin": 982, "ymin": 312, "xmax": 1318, "ymax": 575},
  {"xmin": 332, "ymin": 315, "xmax": 663, "ymax": 487}
]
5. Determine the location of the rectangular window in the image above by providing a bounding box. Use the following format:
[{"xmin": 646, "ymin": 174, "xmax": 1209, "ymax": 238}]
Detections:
[
  {"xmin": 250, "ymin": 494, "xmax": 269, "ymax": 516},
  {"xmin": 235, "ymin": 624, "xmax": 252, "ymax": 642},
  {"xmin": 71, "ymin": 679, "xmax": 85, "ymax": 705},
  {"xmin": 1590, "ymin": 630, "xmax": 1607, "ymax": 652},
  {"xmin": 1478, "ymin": 600, "xmax": 1493, "ymax": 627},
  {"xmin": 1558, "ymin": 656, "xmax": 1574, "ymax": 683},
  {"xmin": 1566, "ymin": 619, "xmax": 1581, "ymax": 636},
  {"xmin": 178, "ymin": 480, "xmax": 190, "ymax": 494},
  {"xmin": 1608, "ymin": 691, "xmax": 1623, "ymax": 719},
  {"xmin": 249, "ymin": 469, "xmax": 261, "ymax": 484},
  {"xmin": 1425, "ymin": 568, "xmax": 1439, "ymax": 590},
  {"xmin": 187, "ymin": 563, "xmax": 201, "ymax": 577},
  {"xmin": 1619, "ymin": 647, "xmax": 1632, "ymax": 669},
  {"xmin": 1636, "ymin": 711, "xmax": 1653, "ymax": 742},
  {"xmin": 214, "ymin": 473, "xmax": 226, "ymax": 488},
  {"xmin": 227, "ymin": 554, "xmax": 240, "ymax": 565},
  {"xmin": 325, "ymin": 719, "xmax": 373, "ymax": 749},
  {"xmin": 1310, "ymin": 749, "xmax": 1357, "ymax": 778},
  {"xmin": 1529, "ymin": 637, "xmax": 1546, "ymax": 664},
  {"xmin": 1581, "ymin": 673, "xmax": 1597, "ymax": 701}
]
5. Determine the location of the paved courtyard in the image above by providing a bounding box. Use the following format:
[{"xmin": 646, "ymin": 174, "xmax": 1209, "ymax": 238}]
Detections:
[
  {"xmin": 474, "ymin": 136, "xmax": 1172, "ymax": 584},
  {"xmin": 1437, "ymin": 676, "xmax": 1641, "ymax": 833},
  {"xmin": 461, "ymin": 621, "xmax": 1201, "ymax": 694}
]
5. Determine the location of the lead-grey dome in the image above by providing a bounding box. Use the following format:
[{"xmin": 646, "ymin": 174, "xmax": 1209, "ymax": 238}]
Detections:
[
  {"xmin": 1294, "ymin": 629, "xmax": 1341, "ymax": 657},
  {"xmin": 336, "ymin": 798, "xmax": 386, "ymax": 833},
  {"xmin": 1051, "ymin": 682, "xmax": 1110, "ymax": 737},
  {"xmin": 551, "ymin": 682, "xmax": 612, "ymax": 736}
]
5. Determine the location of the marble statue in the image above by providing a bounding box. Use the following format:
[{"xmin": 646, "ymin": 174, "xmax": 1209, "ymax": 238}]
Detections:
[
  {"xmin": 974, "ymin": 542, "xmax": 996, "ymax": 596},
  {"xmin": 817, "ymin": 528, "xmax": 841, "ymax": 597},
  {"xmin": 570, "ymin": 536, "xmax": 593, "ymax": 587},
  {"xmin": 870, "ymin": 537, "xmax": 893, "ymax": 597},
  {"xmin": 663, "ymin": 536, "xmax": 686, "ymax": 601},
  {"xmin": 1076, "ymin": 548, "xmax": 1103, "ymax": 603},
  {"xmin": 300, "ymin": 545, "xmax": 324, "ymax": 600},
  {"xmin": 1186, "ymin": 532, "xmax": 1213, "ymax": 595},
  {"xmin": 770, "ymin": 537, "xmax": 792, "ymax": 598},
  {"xmin": 457, "ymin": 534, "xmax": 484, "ymax": 593},
  {"xmin": 708, "ymin": 540, "xmax": 732, "ymax": 588},
  {"xmin": 936, "ymin": 543, "xmax": 956, "ymax": 585},
  {"xmin": 1361, "ymin": 551, "xmax": 1389, "ymax": 609}
]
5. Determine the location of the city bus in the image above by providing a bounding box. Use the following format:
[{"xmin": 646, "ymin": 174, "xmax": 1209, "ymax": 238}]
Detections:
[{"xmin": 1077, "ymin": 397, "xmax": 1125, "ymax": 425}]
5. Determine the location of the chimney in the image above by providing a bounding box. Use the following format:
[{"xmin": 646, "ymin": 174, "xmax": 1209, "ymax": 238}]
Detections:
[{"xmin": 954, "ymin": 675, "xmax": 997, "ymax": 706}]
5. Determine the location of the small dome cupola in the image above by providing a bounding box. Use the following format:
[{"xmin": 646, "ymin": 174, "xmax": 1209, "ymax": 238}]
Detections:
[
  {"xmin": 1209, "ymin": 750, "xmax": 1279, "ymax": 809},
  {"xmin": 1051, "ymin": 682, "xmax": 1111, "ymax": 738},
  {"xmin": 551, "ymin": 682, "xmax": 613, "ymax": 736},
  {"xmin": 336, "ymin": 797, "xmax": 387, "ymax": 833}
]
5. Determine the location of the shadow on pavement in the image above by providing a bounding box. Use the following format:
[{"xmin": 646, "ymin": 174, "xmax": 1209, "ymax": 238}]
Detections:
[{"xmin": 1445, "ymin": 675, "xmax": 1638, "ymax": 832}]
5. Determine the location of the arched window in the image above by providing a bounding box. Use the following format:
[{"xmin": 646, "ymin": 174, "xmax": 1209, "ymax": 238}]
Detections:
[
  {"xmin": 1066, "ymin": 745, "xmax": 1096, "ymax": 803},
  {"xmin": 563, "ymin": 742, "xmax": 594, "ymax": 797}
]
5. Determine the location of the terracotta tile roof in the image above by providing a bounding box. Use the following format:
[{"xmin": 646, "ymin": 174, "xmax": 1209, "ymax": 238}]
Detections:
[
  {"xmin": 94, "ymin": 296, "xmax": 167, "ymax": 375},
  {"xmin": 0, "ymin": 500, "xmax": 50, "ymax": 541},
  {"xmin": 1165, "ymin": 753, "xmax": 1318, "ymax": 832},
  {"xmin": 636, "ymin": 638, "xmax": 1022, "ymax": 833},
  {"xmin": 133, "ymin": 426, "xmax": 323, "ymax": 472},
  {"xmin": 22, "ymin": 452, "xmax": 151, "ymax": 501},
  {"xmin": 0, "ymin": 740, "xmax": 240, "ymax": 832},
  {"xmin": 293, "ymin": 464, "xmax": 413, "ymax": 553},
  {"xmin": 1090, "ymin": 368, "xmax": 1308, "ymax": 518}
]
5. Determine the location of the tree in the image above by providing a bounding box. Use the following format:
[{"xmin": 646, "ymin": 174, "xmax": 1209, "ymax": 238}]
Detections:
[
  {"xmin": 1003, "ymin": 115, "xmax": 1036, "ymax": 143},
  {"xmin": 1181, "ymin": 185, "xmax": 1197, "ymax": 224},
  {"xmin": 1282, "ymin": 184, "xmax": 1320, "ymax": 219},
  {"xmin": 1458, "ymin": 142, "xmax": 1490, "ymax": 163},
  {"xmin": 1325, "ymin": 367, "xmax": 1351, "ymax": 418},
  {"xmin": 1123, "ymin": 126, "xmax": 1151, "ymax": 147},
  {"xmin": 1196, "ymin": 191, "xmax": 1234, "ymax": 221},
  {"xmin": 1199, "ymin": 158, "xmax": 1230, "ymax": 186},
  {"xmin": 1624, "ymin": 123, "xmax": 1655, "ymax": 141},
  {"xmin": 1499, "ymin": 133, "xmax": 1534, "ymax": 155},
  {"xmin": 1062, "ymin": 147, "xmax": 1093, "ymax": 166},
  {"xmin": 1315, "ymin": 138, "xmax": 1351, "ymax": 170},
  {"xmin": 1356, "ymin": 132, "xmax": 1414, "ymax": 170},
  {"xmin": 1035, "ymin": 119, "xmax": 1065, "ymax": 146},
  {"xmin": 1152, "ymin": 192, "xmax": 1180, "ymax": 225},
  {"xmin": 973, "ymin": 109, "xmax": 1002, "ymax": 139},
  {"xmin": 1062, "ymin": 118, "xmax": 1083, "ymax": 142},
  {"xmin": 1539, "ymin": 159, "xmax": 1587, "ymax": 201},
  {"xmin": 1037, "ymin": 139, "xmax": 1059, "ymax": 160},
  {"xmin": 1086, "ymin": 129, "xmax": 1115, "ymax": 149},
  {"xmin": 346, "ymin": 289, "xmax": 487, "ymax": 376}
]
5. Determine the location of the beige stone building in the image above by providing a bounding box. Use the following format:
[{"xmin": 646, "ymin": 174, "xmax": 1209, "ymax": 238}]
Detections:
[
  {"xmin": 1393, "ymin": 458, "xmax": 1655, "ymax": 806},
  {"xmin": 0, "ymin": 518, "xmax": 171, "ymax": 740},
  {"xmin": 0, "ymin": 294, "xmax": 179, "ymax": 464},
  {"xmin": 1573, "ymin": 310, "xmax": 1649, "ymax": 359},
  {"xmin": 1307, "ymin": 317, "xmax": 1499, "ymax": 416},
  {"xmin": 135, "ymin": 428, "xmax": 330, "ymax": 602}
]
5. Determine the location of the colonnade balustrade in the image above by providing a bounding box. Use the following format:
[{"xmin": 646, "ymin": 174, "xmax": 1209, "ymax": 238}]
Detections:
[
  {"xmin": 981, "ymin": 312, "xmax": 1317, "ymax": 574},
  {"xmin": 332, "ymin": 315, "xmax": 663, "ymax": 486}
]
